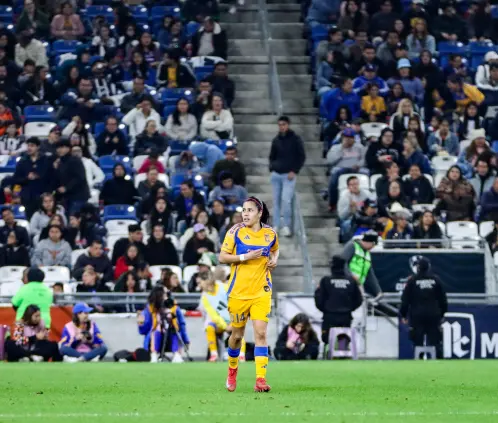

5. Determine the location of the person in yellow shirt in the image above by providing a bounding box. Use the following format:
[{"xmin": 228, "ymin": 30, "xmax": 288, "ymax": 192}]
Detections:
[
  {"xmin": 199, "ymin": 270, "xmax": 246, "ymax": 362},
  {"xmin": 361, "ymin": 83, "xmax": 387, "ymax": 122},
  {"xmin": 219, "ymin": 196, "xmax": 279, "ymax": 393}
]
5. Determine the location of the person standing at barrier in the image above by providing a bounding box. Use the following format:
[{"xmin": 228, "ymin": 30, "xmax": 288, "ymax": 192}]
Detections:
[
  {"xmin": 400, "ymin": 256, "xmax": 447, "ymax": 359},
  {"xmin": 340, "ymin": 230, "xmax": 383, "ymax": 298},
  {"xmin": 314, "ymin": 256, "xmax": 363, "ymax": 348}
]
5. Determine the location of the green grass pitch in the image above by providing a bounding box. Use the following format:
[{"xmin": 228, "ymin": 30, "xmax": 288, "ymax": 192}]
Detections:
[{"xmin": 1, "ymin": 361, "xmax": 498, "ymax": 423}]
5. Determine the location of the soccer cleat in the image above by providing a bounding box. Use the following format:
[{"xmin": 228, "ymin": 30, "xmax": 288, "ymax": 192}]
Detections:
[
  {"xmin": 239, "ymin": 354, "xmax": 246, "ymax": 362},
  {"xmin": 208, "ymin": 353, "xmax": 219, "ymax": 362},
  {"xmin": 281, "ymin": 226, "xmax": 291, "ymax": 237},
  {"xmin": 254, "ymin": 378, "xmax": 271, "ymax": 392},
  {"xmin": 150, "ymin": 352, "xmax": 159, "ymax": 363},
  {"xmin": 226, "ymin": 367, "xmax": 238, "ymax": 392}
]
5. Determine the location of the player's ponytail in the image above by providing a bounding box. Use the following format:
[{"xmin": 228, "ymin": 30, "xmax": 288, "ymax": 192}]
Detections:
[{"xmin": 246, "ymin": 196, "xmax": 270, "ymax": 225}]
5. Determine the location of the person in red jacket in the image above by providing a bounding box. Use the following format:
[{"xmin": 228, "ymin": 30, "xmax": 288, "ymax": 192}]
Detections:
[
  {"xmin": 114, "ymin": 243, "xmax": 142, "ymax": 280},
  {"xmin": 137, "ymin": 151, "xmax": 166, "ymax": 174}
]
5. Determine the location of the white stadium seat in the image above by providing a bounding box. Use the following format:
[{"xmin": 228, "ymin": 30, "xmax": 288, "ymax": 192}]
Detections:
[
  {"xmin": 149, "ymin": 265, "xmax": 183, "ymax": 283},
  {"xmin": 134, "ymin": 172, "xmax": 169, "ymax": 188},
  {"xmin": 0, "ymin": 280, "xmax": 23, "ymax": 296},
  {"xmin": 437, "ymin": 221, "xmax": 446, "ymax": 235},
  {"xmin": 24, "ymin": 122, "xmax": 57, "ymax": 138},
  {"xmin": 105, "ymin": 219, "xmax": 137, "ymax": 235},
  {"xmin": 106, "ymin": 235, "xmax": 123, "ymax": 252},
  {"xmin": 40, "ymin": 266, "xmax": 71, "ymax": 283},
  {"xmin": 0, "ymin": 218, "xmax": 30, "ymax": 234},
  {"xmin": 166, "ymin": 234, "xmax": 180, "ymax": 250},
  {"xmin": 369, "ymin": 174, "xmax": 382, "ymax": 191},
  {"xmin": 0, "ymin": 172, "xmax": 13, "ymax": 184},
  {"xmin": 89, "ymin": 189, "xmax": 100, "ymax": 206},
  {"xmin": 446, "ymin": 221, "xmax": 479, "ymax": 238},
  {"xmin": 431, "ymin": 156, "xmax": 457, "ymax": 172},
  {"xmin": 479, "ymin": 221, "xmax": 494, "ymax": 238},
  {"xmin": 71, "ymin": 249, "xmax": 86, "ymax": 266},
  {"xmin": 411, "ymin": 204, "xmax": 436, "ymax": 213},
  {"xmin": 183, "ymin": 265, "xmax": 198, "ymax": 284},
  {"xmin": 459, "ymin": 140, "xmax": 471, "ymax": 152},
  {"xmin": 0, "ymin": 266, "xmax": 27, "ymax": 283},
  {"xmin": 133, "ymin": 154, "xmax": 167, "ymax": 171},
  {"xmin": 402, "ymin": 174, "xmax": 434, "ymax": 186},
  {"xmin": 141, "ymin": 220, "xmax": 150, "ymax": 235},
  {"xmin": 338, "ymin": 173, "xmax": 369, "ymax": 191},
  {"xmin": 494, "ymin": 252, "xmax": 498, "ymax": 267},
  {"xmin": 434, "ymin": 171, "xmax": 446, "ymax": 188},
  {"xmin": 360, "ymin": 122, "xmax": 388, "ymax": 139}
]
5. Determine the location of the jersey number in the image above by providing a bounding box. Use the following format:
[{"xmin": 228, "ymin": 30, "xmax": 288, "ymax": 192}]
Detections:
[
  {"xmin": 217, "ymin": 301, "xmax": 227, "ymax": 312},
  {"xmin": 230, "ymin": 312, "xmax": 246, "ymax": 323}
]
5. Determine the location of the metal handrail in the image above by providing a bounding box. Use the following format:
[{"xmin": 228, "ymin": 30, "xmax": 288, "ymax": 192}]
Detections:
[
  {"xmin": 257, "ymin": 0, "xmax": 283, "ymax": 116},
  {"xmin": 292, "ymin": 193, "xmax": 314, "ymax": 294}
]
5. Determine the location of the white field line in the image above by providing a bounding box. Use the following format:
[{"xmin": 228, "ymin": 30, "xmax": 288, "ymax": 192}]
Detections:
[{"xmin": 0, "ymin": 411, "xmax": 497, "ymax": 419}]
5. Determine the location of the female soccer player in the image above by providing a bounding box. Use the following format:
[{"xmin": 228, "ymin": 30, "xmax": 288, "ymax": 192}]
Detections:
[{"xmin": 219, "ymin": 196, "xmax": 279, "ymax": 392}]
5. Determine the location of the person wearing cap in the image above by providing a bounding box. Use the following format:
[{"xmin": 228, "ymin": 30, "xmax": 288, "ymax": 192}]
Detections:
[
  {"xmin": 385, "ymin": 208, "xmax": 414, "ymax": 247},
  {"xmin": 11, "ymin": 267, "xmax": 53, "ymax": 328},
  {"xmin": 326, "ymin": 127, "xmax": 367, "ymax": 210},
  {"xmin": 405, "ymin": 18, "xmax": 436, "ymax": 61},
  {"xmin": 340, "ymin": 230, "xmax": 383, "ymax": 298},
  {"xmin": 315, "ymin": 255, "xmax": 363, "ymax": 348},
  {"xmin": 352, "ymin": 64, "xmax": 389, "ymax": 97},
  {"xmin": 11, "ymin": 137, "xmax": 51, "ymax": 219},
  {"xmin": 183, "ymin": 223, "xmax": 216, "ymax": 266},
  {"xmin": 208, "ymin": 171, "xmax": 248, "ymax": 208},
  {"xmin": 351, "ymin": 199, "xmax": 386, "ymax": 238},
  {"xmin": 188, "ymin": 252, "xmax": 216, "ymax": 293},
  {"xmin": 457, "ymin": 128, "xmax": 490, "ymax": 179},
  {"xmin": 433, "ymin": 1, "xmax": 468, "ymax": 42},
  {"xmin": 59, "ymin": 303, "xmax": 108, "ymax": 362},
  {"xmin": 475, "ymin": 51, "xmax": 498, "ymax": 91},
  {"xmin": 111, "ymin": 223, "xmax": 146, "ymax": 265},
  {"xmin": 446, "ymin": 74, "xmax": 485, "ymax": 115},
  {"xmin": 388, "ymin": 59, "xmax": 424, "ymax": 104},
  {"xmin": 400, "ymin": 256, "xmax": 447, "ymax": 358}
]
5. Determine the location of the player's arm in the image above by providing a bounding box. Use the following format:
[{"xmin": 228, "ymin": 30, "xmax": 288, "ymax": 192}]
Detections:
[
  {"xmin": 267, "ymin": 233, "xmax": 280, "ymax": 269},
  {"xmin": 219, "ymin": 225, "xmax": 263, "ymax": 264}
]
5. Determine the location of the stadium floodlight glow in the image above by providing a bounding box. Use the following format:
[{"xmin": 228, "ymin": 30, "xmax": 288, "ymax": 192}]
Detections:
[
  {"xmin": 185, "ymin": 90, "xmax": 192, "ymax": 95},
  {"xmin": 47, "ymin": 107, "xmax": 54, "ymax": 113},
  {"xmin": 127, "ymin": 206, "xmax": 135, "ymax": 212},
  {"xmin": 236, "ymin": 206, "xmax": 242, "ymax": 213},
  {"xmin": 150, "ymin": 90, "xmax": 157, "ymax": 96},
  {"xmin": 85, "ymin": 124, "xmax": 90, "ymax": 129},
  {"xmin": 174, "ymin": 7, "xmax": 180, "ymax": 12},
  {"xmin": 119, "ymin": 124, "xmax": 125, "ymax": 129},
  {"xmin": 19, "ymin": 206, "xmax": 25, "ymax": 212},
  {"xmin": 125, "ymin": 175, "xmax": 131, "ymax": 181},
  {"xmin": 226, "ymin": 141, "xmax": 233, "ymax": 146},
  {"xmin": 123, "ymin": 157, "xmax": 130, "ymax": 162},
  {"xmin": 194, "ymin": 175, "xmax": 202, "ymax": 181}
]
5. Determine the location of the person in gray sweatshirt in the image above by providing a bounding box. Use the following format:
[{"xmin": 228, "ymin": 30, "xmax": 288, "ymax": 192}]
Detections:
[
  {"xmin": 29, "ymin": 193, "xmax": 67, "ymax": 237},
  {"xmin": 31, "ymin": 225, "xmax": 72, "ymax": 268},
  {"xmin": 337, "ymin": 175, "xmax": 372, "ymax": 239},
  {"xmin": 327, "ymin": 127, "xmax": 367, "ymax": 208},
  {"xmin": 208, "ymin": 171, "xmax": 248, "ymax": 208}
]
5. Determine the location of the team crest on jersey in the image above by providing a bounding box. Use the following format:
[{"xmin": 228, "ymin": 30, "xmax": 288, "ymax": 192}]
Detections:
[
  {"xmin": 265, "ymin": 234, "xmax": 271, "ymax": 242},
  {"xmin": 264, "ymin": 286, "xmax": 270, "ymax": 292}
]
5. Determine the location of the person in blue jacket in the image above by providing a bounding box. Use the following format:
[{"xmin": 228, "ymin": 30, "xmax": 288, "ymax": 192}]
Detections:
[
  {"xmin": 138, "ymin": 285, "xmax": 190, "ymax": 363},
  {"xmin": 352, "ymin": 64, "xmax": 389, "ymax": 97},
  {"xmin": 189, "ymin": 141, "xmax": 224, "ymax": 179},
  {"xmin": 320, "ymin": 78, "xmax": 361, "ymax": 121},
  {"xmin": 402, "ymin": 137, "xmax": 432, "ymax": 175}
]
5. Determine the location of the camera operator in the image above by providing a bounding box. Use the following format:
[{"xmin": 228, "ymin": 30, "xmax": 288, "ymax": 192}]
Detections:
[
  {"xmin": 340, "ymin": 230, "xmax": 383, "ymax": 299},
  {"xmin": 59, "ymin": 303, "xmax": 108, "ymax": 362},
  {"xmin": 400, "ymin": 256, "xmax": 447, "ymax": 358},
  {"xmin": 315, "ymin": 256, "xmax": 363, "ymax": 347},
  {"xmin": 138, "ymin": 286, "xmax": 190, "ymax": 363}
]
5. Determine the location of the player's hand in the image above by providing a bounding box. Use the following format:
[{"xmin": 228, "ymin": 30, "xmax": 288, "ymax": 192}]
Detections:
[
  {"xmin": 286, "ymin": 340, "xmax": 295, "ymax": 350},
  {"xmin": 245, "ymin": 248, "xmax": 264, "ymax": 260},
  {"xmin": 267, "ymin": 256, "xmax": 278, "ymax": 270}
]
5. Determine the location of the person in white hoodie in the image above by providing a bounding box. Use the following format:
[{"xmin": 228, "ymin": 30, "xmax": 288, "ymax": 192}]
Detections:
[
  {"xmin": 475, "ymin": 51, "xmax": 498, "ymax": 91},
  {"xmin": 200, "ymin": 93, "xmax": 234, "ymax": 140},
  {"xmin": 122, "ymin": 95, "xmax": 164, "ymax": 143},
  {"xmin": 71, "ymin": 145, "xmax": 104, "ymax": 190}
]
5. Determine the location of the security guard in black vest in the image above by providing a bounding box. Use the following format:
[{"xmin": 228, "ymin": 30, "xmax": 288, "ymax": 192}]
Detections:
[
  {"xmin": 400, "ymin": 256, "xmax": 448, "ymax": 358},
  {"xmin": 314, "ymin": 255, "xmax": 363, "ymax": 344}
]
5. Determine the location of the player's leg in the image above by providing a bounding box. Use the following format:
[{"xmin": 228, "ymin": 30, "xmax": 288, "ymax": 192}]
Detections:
[
  {"xmin": 250, "ymin": 295, "xmax": 272, "ymax": 392},
  {"xmin": 206, "ymin": 322, "xmax": 220, "ymax": 361},
  {"xmin": 226, "ymin": 299, "xmax": 249, "ymax": 392}
]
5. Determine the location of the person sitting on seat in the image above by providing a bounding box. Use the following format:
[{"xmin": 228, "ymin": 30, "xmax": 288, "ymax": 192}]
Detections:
[{"xmin": 274, "ymin": 313, "xmax": 319, "ymax": 361}]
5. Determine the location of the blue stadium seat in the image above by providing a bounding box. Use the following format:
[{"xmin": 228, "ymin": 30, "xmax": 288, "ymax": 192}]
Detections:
[
  {"xmin": 0, "ymin": 6, "xmax": 13, "ymax": 23},
  {"xmin": 94, "ymin": 122, "xmax": 129, "ymax": 139},
  {"xmin": 194, "ymin": 66, "xmax": 214, "ymax": 81},
  {"xmin": 169, "ymin": 140, "xmax": 190, "ymax": 155},
  {"xmin": 11, "ymin": 205, "xmax": 26, "ymax": 220},
  {"xmin": 163, "ymin": 105, "xmax": 176, "ymax": 119},
  {"xmin": 186, "ymin": 21, "xmax": 201, "ymax": 38},
  {"xmin": 492, "ymin": 141, "xmax": 498, "ymax": 154},
  {"xmin": 491, "ymin": 6, "xmax": 498, "ymax": 19},
  {"xmin": 52, "ymin": 40, "xmax": 83, "ymax": 55},
  {"xmin": 85, "ymin": 5, "xmax": 114, "ymax": 23},
  {"xmin": 103, "ymin": 205, "xmax": 137, "ymax": 222},
  {"xmin": 24, "ymin": 105, "xmax": 56, "ymax": 123},
  {"xmin": 469, "ymin": 42, "xmax": 496, "ymax": 70},
  {"xmin": 161, "ymin": 88, "xmax": 195, "ymax": 103},
  {"xmin": 0, "ymin": 156, "xmax": 18, "ymax": 172},
  {"xmin": 170, "ymin": 174, "xmax": 203, "ymax": 190},
  {"xmin": 310, "ymin": 25, "xmax": 328, "ymax": 42},
  {"xmin": 130, "ymin": 6, "xmax": 149, "ymax": 23},
  {"xmin": 98, "ymin": 155, "xmax": 132, "ymax": 172},
  {"xmin": 150, "ymin": 5, "xmax": 180, "ymax": 20}
]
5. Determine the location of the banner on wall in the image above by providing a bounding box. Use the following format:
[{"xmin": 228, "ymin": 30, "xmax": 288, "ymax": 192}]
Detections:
[
  {"xmin": 399, "ymin": 305, "xmax": 498, "ymax": 359},
  {"xmin": 371, "ymin": 251, "xmax": 485, "ymax": 294}
]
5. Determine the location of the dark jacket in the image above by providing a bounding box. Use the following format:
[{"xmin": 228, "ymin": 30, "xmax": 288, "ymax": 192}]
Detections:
[
  {"xmin": 145, "ymin": 237, "xmax": 179, "ymax": 266},
  {"xmin": 72, "ymin": 252, "xmax": 114, "ymax": 282},
  {"xmin": 0, "ymin": 244, "xmax": 30, "ymax": 266},
  {"xmin": 55, "ymin": 154, "xmax": 90, "ymax": 202},
  {"xmin": 137, "ymin": 180, "xmax": 166, "ymax": 201},
  {"xmin": 0, "ymin": 224, "xmax": 30, "ymax": 248},
  {"xmin": 375, "ymin": 175, "xmax": 403, "ymax": 199},
  {"xmin": 111, "ymin": 238, "xmax": 146, "ymax": 265},
  {"xmin": 400, "ymin": 270, "xmax": 447, "ymax": 321},
  {"xmin": 134, "ymin": 132, "xmax": 168, "ymax": 156},
  {"xmin": 23, "ymin": 79, "xmax": 58, "ymax": 106},
  {"xmin": 480, "ymin": 188, "xmax": 498, "ymax": 222},
  {"xmin": 156, "ymin": 63, "xmax": 196, "ymax": 89},
  {"xmin": 100, "ymin": 165, "xmax": 138, "ymax": 206},
  {"xmin": 403, "ymin": 176, "xmax": 435, "ymax": 205},
  {"xmin": 174, "ymin": 192, "xmax": 205, "ymax": 222},
  {"xmin": 269, "ymin": 130, "xmax": 306, "ymax": 175},
  {"xmin": 96, "ymin": 129, "xmax": 129, "ymax": 156},
  {"xmin": 182, "ymin": 237, "xmax": 215, "ymax": 266},
  {"xmin": 12, "ymin": 154, "xmax": 51, "ymax": 203},
  {"xmin": 433, "ymin": 14, "xmax": 468, "ymax": 42},
  {"xmin": 365, "ymin": 141, "xmax": 404, "ymax": 175},
  {"xmin": 182, "ymin": 0, "xmax": 219, "ymax": 22},
  {"xmin": 191, "ymin": 24, "xmax": 227, "ymax": 60},
  {"xmin": 205, "ymin": 75, "xmax": 235, "ymax": 107},
  {"xmin": 211, "ymin": 159, "xmax": 246, "ymax": 187},
  {"xmin": 275, "ymin": 324, "xmax": 320, "ymax": 359},
  {"xmin": 413, "ymin": 223, "xmax": 443, "ymax": 247}
]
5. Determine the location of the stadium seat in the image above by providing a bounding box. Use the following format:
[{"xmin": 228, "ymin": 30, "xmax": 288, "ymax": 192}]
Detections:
[
  {"xmin": 186, "ymin": 21, "xmax": 200, "ymax": 38},
  {"xmin": 130, "ymin": 5, "xmax": 148, "ymax": 23},
  {"xmin": 105, "ymin": 219, "xmax": 137, "ymax": 235},
  {"xmin": 169, "ymin": 140, "xmax": 190, "ymax": 155},
  {"xmin": 98, "ymin": 155, "xmax": 132, "ymax": 173},
  {"xmin": 103, "ymin": 205, "xmax": 137, "ymax": 222},
  {"xmin": 369, "ymin": 174, "xmax": 382, "ymax": 191},
  {"xmin": 338, "ymin": 173, "xmax": 369, "ymax": 191},
  {"xmin": 160, "ymin": 88, "xmax": 194, "ymax": 104},
  {"xmin": 3, "ymin": 205, "xmax": 28, "ymax": 220},
  {"xmin": 194, "ymin": 66, "xmax": 214, "ymax": 81},
  {"xmin": 0, "ymin": 266, "xmax": 27, "ymax": 283},
  {"xmin": 89, "ymin": 188, "xmax": 100, "ymax": 206},
  {"xmin": 40, "ymin": 266, "xmax": 71, "ymax": 283},
  {"xmin": 494, "ymin": 251, "xmax": 498, "ymax": 267},
  {"xmin": 71, "ymin": 249, "xmax": 86, "ymax": 267},
  {"xmin": 204, "ymin": 139, "xmax": 236, "ymax": 153},
  {"xmin": 431, "ymin": 156, "xmax": 457, "ymax": 172},
  {"xmin": 360, "ymin": 123, "xmax": 388, "ymax": 139},
  {"xmin": 434, "ymin": 171, "xmax": 446, "ymax": 188},
  {"xmin": 150, "ymin": 5, "xmax": 180, "ymax": 20},
  {"xmin": 0, "ymin": 6, "xmax": 13, "ymax": 23},
  {"xmin": 183, "ymin": 265, "xmax": 198, "ymax": 284},
  {"xmin": 106, "ymin": 234, "xmax": 123, "ymax": 252},
  {"xmin": 24, "ymin": 105, "xmax": 56, "ymax": 123},
  {"xmin": 437, "ymin": 221, "xmax": 446, "ymax": 235},
  {"xmin": 450, "ymin": 236, "xmax": 481, "ymax": 249},
  {"xmin": 411, "ymin": 204, "xmax": 436, "ymax": 213},
  {"xmin": 446, "ymin": 221, "xmax": 479, "ymax": 238},
  {"xmin": 0, "ymin": 280, "xmax": 22, "ymax": 296},
  {"xmin": 0, "ymin": 156, "xmax": 18, "ymax": 172},
  {"xmin": 479, "ymin": 221, "xmax": 494, "ymax": 238},
  {"xmin": 459, "ymin": 139, "xmax": 471, "ymax": 152},
  {"xmin": 134, "ymin": 172, "xmax": 169, "ymax": 188},
  {"xmin": 402, "ymin": 174, "xmax": 434, "ymax": 186},
  {"xmin": 166, "ymin": 234, "xmax": 180, "ymax": 250},
  {"xmin": 0, "ymin": 172, "xmax": 12, "ymax": 185},
  {"xmin": 163, "ymin": 105, "xmax": 177, "ymax": 119},
  {"xmin": 437, "ymin": 41, "xmax": 467, "ymax": 67},
  {"xmin": 85, "ymin": 5, "xmax": 114, "ymax": 22},
  {"xmin": 24, "ymin": 122, "xmax": 57, "ymax": 138},
  {"xmin": 51, "ymin": 39, "xmax": 83, "ymax": 54}
]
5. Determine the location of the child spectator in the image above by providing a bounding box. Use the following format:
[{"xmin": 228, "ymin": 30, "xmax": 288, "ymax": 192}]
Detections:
[{"xmin": 0, "ymin": 123, "xmax": 25, "ymax": 156}]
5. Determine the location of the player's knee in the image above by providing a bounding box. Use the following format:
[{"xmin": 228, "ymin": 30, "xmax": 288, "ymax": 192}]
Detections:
[
  {"xmin": 253, "ymin": 328, "xmax": 267, "ymax": 344},
  {"xmin": 230, "ymin": 331, "xmax": 244, "ymax": 344}
]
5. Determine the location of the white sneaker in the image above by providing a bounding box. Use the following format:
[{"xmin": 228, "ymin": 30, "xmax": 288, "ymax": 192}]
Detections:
[
  {"xmin": 150, "ymin": 352, "xmax": 159, "ymax": 363},
  {"xmin": 90, "ymin": 356, "xmax": 100, "ymax": 362},
  {"xmin": 281, "ymin": 226, "xmax": 291, "ymax": 237},
  {"xmin": 63, "ymin": 356, "xmax": 81, "ymax": 363},
  {"xmin": 222, "ymin": 351, "xmax": 229, "ymax": 361},
  {"xmin": 237, "ymin": 0, "xmax": 245, "ymax": 5},
  {"xmin": 172, "ymin": 352, "xmax": 184, "ymax": 363},
  {"xmin": 31, "ymin": 355, "xmax": 43, "ymax": 362},
  {"xmin": 239, "ymin": 354, "xmax": 246, "ymax": 362},
  {"xmin": 118, "ymin": 358, "xmax": 128, "ymax": 363},
  {"xmin": 19, "ymin": 357, "xmax": 30, "ymax": 362},
  {"xmin": 229, "ymin": 6, "xmax": 237, "ymax": 14}
]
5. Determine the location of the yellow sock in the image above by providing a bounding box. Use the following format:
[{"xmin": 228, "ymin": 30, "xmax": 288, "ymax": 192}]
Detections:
[
  {"xmin": 240, "ymin": 338, "xmax": 246, "ymax": 356},
  {"xmin": 227, "ymin": 346, "xmax": 240, "ymax": 369},
  {"xmin": 254, "ymin": 346, "xmax": 268, "ymax": 379},
  {"xmin": 206, "ymin": 325, "xmax": 218, "ymax": 354}
]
